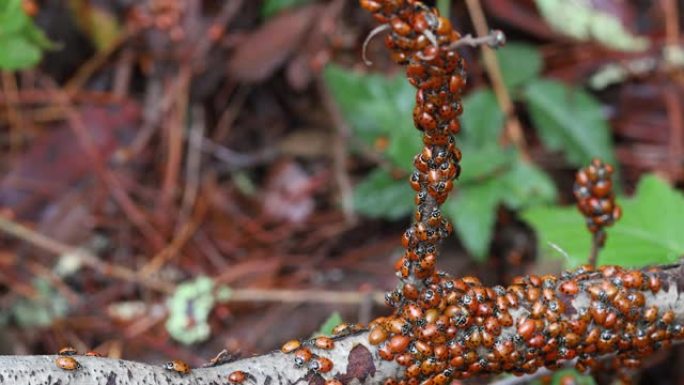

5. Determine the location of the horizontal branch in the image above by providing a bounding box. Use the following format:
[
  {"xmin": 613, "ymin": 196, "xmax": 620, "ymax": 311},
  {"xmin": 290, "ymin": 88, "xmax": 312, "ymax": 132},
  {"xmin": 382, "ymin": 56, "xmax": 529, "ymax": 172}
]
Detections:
[{"xmin": 3, "ymin": 263, "xmax": 684, "ymax": 385}]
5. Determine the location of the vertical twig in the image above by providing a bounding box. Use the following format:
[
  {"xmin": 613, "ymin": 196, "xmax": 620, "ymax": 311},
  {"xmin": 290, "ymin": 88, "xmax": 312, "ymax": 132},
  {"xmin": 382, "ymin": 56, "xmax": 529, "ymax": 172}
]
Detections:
[
  {"xmin": 463, "ymin": 0, "xmax": 529, "ymax": 158},
  {"xmin": 1, "ymin": 71, "xmax": 24, "ymax": 156}
]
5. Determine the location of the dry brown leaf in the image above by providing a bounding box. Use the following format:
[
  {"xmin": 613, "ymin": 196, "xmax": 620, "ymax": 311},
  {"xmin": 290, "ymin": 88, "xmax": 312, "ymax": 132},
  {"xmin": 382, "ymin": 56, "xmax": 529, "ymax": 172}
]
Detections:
[{"xmin": 228, "ymin": 5, "xmax": 323, "ymax": 83}]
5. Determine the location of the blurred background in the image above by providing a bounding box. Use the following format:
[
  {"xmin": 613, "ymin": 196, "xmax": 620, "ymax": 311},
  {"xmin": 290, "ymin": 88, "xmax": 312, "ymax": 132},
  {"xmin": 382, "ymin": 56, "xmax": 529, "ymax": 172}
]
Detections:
[{"xmin": 0, "ymin": 0, "xmax": 683, "ymax": 383}]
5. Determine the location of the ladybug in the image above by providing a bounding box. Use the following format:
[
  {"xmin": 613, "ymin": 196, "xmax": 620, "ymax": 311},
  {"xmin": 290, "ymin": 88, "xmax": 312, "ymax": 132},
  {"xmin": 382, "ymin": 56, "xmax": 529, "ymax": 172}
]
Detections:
[
  {"xmin": 281, "ymin": 339, "xmax": 301, "ymax": 354},
  {"xmin": 85, "ymin": 351, "xmax": 102, "ymax": 357},
  {"xmin": 228, "ymin": 370, "xmax": 246, "ymax": 384},
  {"xmin": 164, "ymin": 360, "xmax": 191, "ymax": 375},
  {"xmin": 58, "ymin": 346, "xmax": 77, "ymax": 356},
  {"xmin": 55, "ymin": 356, "xmax": 80, "ymax": 371},
  {"xmin": 293, "ymin": 347, "xmax": 312, "ymax": 367},
  {"xmin": 368, "ymin": 325, "xmax": 388, "ymax": 345},
  {"xmin": 326, "ymin": 379, "xmax": 343, "ymax": 385},
  {"xmin": 314, "ymin": 336, "xmax": 334, "ymax": 350},
  {"xmin": 310, "ymin": 356, "xmax": 333, "ymax": 373}
]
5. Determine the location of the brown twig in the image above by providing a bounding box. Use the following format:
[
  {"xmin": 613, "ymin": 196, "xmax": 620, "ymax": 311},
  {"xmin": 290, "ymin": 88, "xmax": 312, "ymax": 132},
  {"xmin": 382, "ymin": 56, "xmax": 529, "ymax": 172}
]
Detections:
[
  {"xmin": 463, "ymin": 0, "xmax": 529, "ymax": 158},
  {"xmin": 318, "ymin": 77, "xmax": 357, "ymax": 225}
]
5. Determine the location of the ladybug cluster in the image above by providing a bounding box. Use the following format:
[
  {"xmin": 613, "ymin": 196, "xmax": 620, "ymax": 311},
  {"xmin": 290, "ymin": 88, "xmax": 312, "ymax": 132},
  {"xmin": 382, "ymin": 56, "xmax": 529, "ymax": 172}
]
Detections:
[
  {"xmin": 279, "ymin": 336, "xmax": 338, "ymax": 376},
  {"xmin": 360, "ymin": 0, "xmax": 464, "ymax": 292},
  {"xmin": 367, "ymin": 264, "xmax": 681, "ymax": 383},
  {"xmin": 357, "ymin": 2, "xmax": 683, "ymax": 384},
  {"xmin": 573, "ymin": 159, "xmax": 621, "ymax": 244},
  {"xmin": 54, "ymin": 346, "xmax": 102, "ymax": 371}
]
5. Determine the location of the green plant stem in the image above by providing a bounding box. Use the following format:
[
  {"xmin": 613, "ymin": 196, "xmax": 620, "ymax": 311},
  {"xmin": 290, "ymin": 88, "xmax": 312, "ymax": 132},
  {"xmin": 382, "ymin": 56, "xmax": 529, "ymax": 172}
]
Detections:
[{"xmin": 437, "ymin": 0, "xmax": 450, "ymax": 18}]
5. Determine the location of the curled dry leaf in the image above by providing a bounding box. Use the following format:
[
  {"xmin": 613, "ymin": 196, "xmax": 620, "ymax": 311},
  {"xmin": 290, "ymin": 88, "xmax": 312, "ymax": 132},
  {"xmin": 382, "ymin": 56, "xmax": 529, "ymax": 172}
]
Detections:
[{"xmin": 227, "ymin": 5, "xmax": 324, "ymax": 83}]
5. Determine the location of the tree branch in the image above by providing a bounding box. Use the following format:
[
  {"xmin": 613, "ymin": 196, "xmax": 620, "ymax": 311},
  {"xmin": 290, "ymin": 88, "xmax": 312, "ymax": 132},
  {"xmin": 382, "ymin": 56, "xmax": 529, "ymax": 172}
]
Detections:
[{"xmin": 3, "ymin": 262, "xmax": 684, "ymax": 385}]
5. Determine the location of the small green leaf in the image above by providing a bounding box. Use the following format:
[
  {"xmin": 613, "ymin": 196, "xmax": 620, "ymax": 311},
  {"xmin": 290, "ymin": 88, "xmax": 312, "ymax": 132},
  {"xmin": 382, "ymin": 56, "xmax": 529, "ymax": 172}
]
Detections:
[
  {"xmin": 524, "ymin": 79, "xmax": 615, "ymax": 167},
  {"xmin": 314, "ymin": 312, "xmax": 343, "ymax": 337},
  {"xmin": 496, "ymin": 43, "xmax": 543, "ymax": 90},
  {"xmin": 522, "ymin": 174, "xmax": 684, "ymax": 268},
  {"xmin": 324, "ymin": 64, "xmax": 418, "ymax": 170},
  {"xmin": 444, "ymin": 179, "xmax": 503, "ymax": 260},
  {"xmin": 0, "ymin": 0, "xmax": 30, "ymax": 36},
  {"xmin": 534, "ymin": 0, "xmax": 648, "ymax": 52},
  {"xmin": 458, "ymin": 144, "xmax": 516, "ymax": 185},
  {"xmin": 601, "ymin": 175, "xmax": 684, "ymax": 266},
  {"xmin": 262, "ymin": 0, "xmax": 315, "ymax": 18},
  {"xmin": 353, "ymin": 169, "xmax": 413, "ymax": 220},
  {"xmin": 500, "ymin": 160, "xmax": 557, "ymax": 209},
  {"xmin": 461, "ymin": 89, "xmax": 504, "ymax": 147},
  {"xmin": 0, "ymin": 36, "xmax": 41, "ymax": 70},
  {"xmin": 521, "ymin": 204, "xmax": 589, "ymax": 267}
]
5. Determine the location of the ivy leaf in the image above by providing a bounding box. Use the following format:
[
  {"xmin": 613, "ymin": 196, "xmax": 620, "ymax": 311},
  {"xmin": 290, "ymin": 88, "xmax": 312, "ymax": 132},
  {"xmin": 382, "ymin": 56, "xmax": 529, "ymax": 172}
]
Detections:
[
  {"xmin": 324, "ymin": 64, "xmax": 419, "ymax": 171},
  {"xmin": 496, "ymin": 43, "xmax": 543, "ymax": 90},
  {"xmin": 520, "ymin": 204, "xmax": 589, "ymax": 267},
  {"xmin": 0, "ymin": 36, "xmax": 41, "ymax": 70},
  {"xmin": 500, "ymin": 160, "xmax": 557, "ymax": 209},
  {"xmin": 459, "ymin": 144, "xmax": 516, "ymax": 185},
  {"xmin": 522, "ymin": 174, "xmax": 684, "ymax": 268},
  {"xmin": 313, "ymin": 312, "xmax": 343, "ymax": 337},
  {"xmin": 524, "ymin": 79, "xmax": 615, "ymax": 167},
  {"xmin": 445, "ymin": 155, "xmax": 556, "ymax": 260},
  {"xmin": 0, "ymin": 0, "xmax": 55, "ymax": 70},
  {"xmin": 262, "ymin": 0, "xmax": 314, "ymax": 18},
  {"xmin": 601, "ymin": 175, "xmax": 684, "ymax": 266},
  {"xmin": 0, "ymin": 0, "xmax": 30, "ymax": 36},
  {"xmin": 353, "ymin": 169, "xmax": 413, "ymax": 220},
  {"xmin": 444, "ymin": 178, "xmax": 503, "ymax": 261},
  {"xmin": 460, "ymin": 89, "xmax": 504, "ymax": 148}
]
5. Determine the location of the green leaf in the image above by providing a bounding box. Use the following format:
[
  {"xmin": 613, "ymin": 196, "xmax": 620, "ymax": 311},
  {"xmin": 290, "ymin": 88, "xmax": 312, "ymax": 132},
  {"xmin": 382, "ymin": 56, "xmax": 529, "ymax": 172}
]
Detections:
[
  {"xmin": 353, "ymin": 169, "xmax": 413, "ymax": 220},
  {"xmin": 0, "ymin": 36, "xmax": 41, "ymax": 70},
  {"xmin": 533, "ymin": 0, "xmax": 648, "ymax": 52},
  {"xmin": 458, "ymin": 144, "xmax": 516, "ymax": 185},
  {"xmin": 496, "ymin": 43, "xmax": 543, "ymax": 90},
  {"xmin": 524, "ymin": 79, "xmax": 615, "ymax": 167},
  {"xmin": 521, "ymin": 204, "xmax": 589, "ymax": 267},
  {"xmin": 500, "ymin": 160, "xmax": 557, "ymax": 209},
  {"xmin": 324, "ymin": 64, "xmax": 419, "ymax": 170},
  {"xmin": 522, "ymin": 174, "xmax": 684, "ymax": 268},
  {"xmin": 0, "ymin": 0, "xmax": 29, "ymax": 36},
  {"xmin": 460, "ymin": 89, "xmax": 504, "ymax": 148},
  {"xmin": 601, "ymin": 175, "xmax": 684, "ymax": 266},
  {"xmin": 444, "ymin": 179, "xmax": 503, "ymax": 261},
  {"xmin": 446, "ymin": 155, "xmax": 556, "ymax": 260},
  {"xmin": 314, "ymin": 312, "xmax": 343, "ymax": 337},
  {"xmin": 0, "ymin": 0, "xmax": 55, "ymax": 70},
  {"xmin": 262, "ymin": 0, "xmax": 315, "ymax": 18}
]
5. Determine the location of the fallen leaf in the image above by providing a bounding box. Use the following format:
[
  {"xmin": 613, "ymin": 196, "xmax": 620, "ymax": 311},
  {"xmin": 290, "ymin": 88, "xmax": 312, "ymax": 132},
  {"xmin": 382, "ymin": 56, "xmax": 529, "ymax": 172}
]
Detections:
[{"xmin": 228, "ymin": 5, "xmax": 323, "ymax": 82}]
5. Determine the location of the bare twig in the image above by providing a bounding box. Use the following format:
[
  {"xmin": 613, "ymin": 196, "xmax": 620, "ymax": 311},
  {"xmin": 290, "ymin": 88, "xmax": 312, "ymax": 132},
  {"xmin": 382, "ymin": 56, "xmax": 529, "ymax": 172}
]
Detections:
[{"xmin": 463, "ymin": 0, "xmax": 529, "ymax": 158}]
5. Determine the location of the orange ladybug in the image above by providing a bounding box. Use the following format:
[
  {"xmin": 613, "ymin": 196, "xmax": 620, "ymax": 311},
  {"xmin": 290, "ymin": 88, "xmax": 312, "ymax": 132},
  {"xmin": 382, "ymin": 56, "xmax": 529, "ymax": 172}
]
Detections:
[
  {"xmin": 55, "ymin": 356, "xmax": 80, "ymax": 371},
  {"xmin": 228, "ymin": 370, "xmax": 246, "ymax": 384},
  {"xmin": 58, "ymin": 346, "xmax": 77, "ymax": 356},
  {"xmin": 164, "ymin": 360, "xmax": 191, "ymax": 375}
]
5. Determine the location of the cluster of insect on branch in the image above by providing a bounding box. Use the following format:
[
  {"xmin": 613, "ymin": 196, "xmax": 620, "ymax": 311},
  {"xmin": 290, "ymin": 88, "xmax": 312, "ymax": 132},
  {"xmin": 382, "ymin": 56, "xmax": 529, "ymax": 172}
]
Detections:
[{"xmin": 35, "ymin": 2, "xmax": 684, "ymax": 385}]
